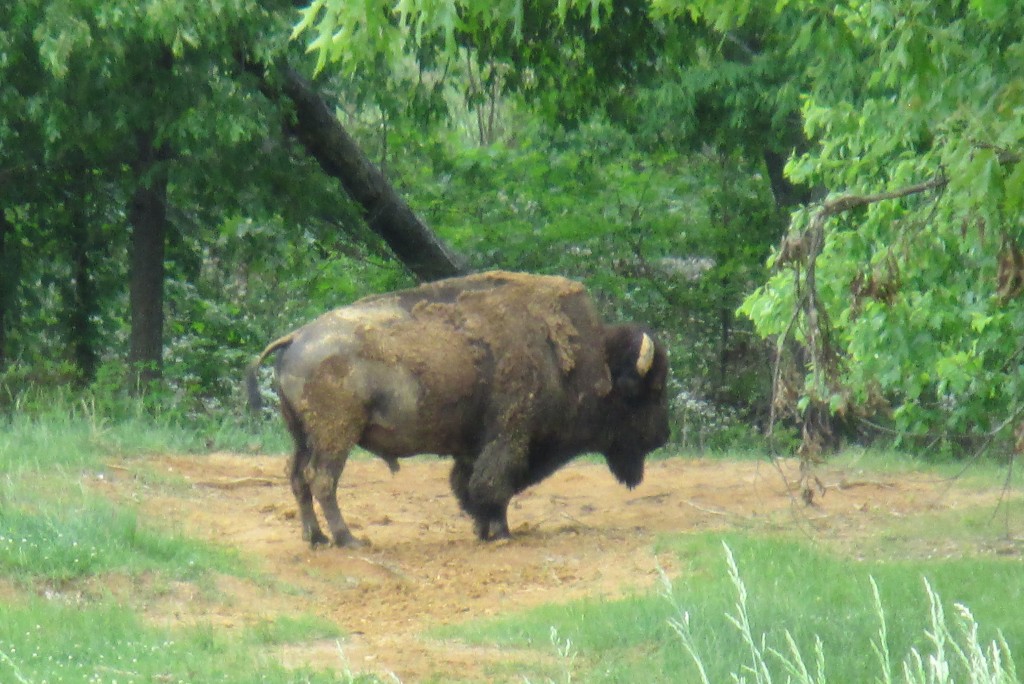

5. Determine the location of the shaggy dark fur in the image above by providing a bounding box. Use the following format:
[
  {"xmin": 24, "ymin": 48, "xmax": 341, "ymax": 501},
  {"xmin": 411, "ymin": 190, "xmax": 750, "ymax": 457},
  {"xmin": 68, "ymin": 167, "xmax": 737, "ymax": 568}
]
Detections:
[{"xmin": 247, "ymin": 271, "xmax": 670, "ymax": 547}]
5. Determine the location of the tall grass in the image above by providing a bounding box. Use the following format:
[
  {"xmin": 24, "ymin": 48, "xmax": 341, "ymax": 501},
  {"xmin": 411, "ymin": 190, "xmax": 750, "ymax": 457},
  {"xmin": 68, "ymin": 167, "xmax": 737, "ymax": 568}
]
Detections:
[
  {"xmin": 0, "ymin": 406, "xmax": 291, "ymax": 471},
  {"xmin": 439, "ymin": 534, "xmax": 1024, "ymax": 682},
  {"xmin": 664, "ymin": 543, "xmax": 1018, "ymax": 684},
  {"xmin": 0, "ymin": 386, "xmax": 291, "ymax": 475}
]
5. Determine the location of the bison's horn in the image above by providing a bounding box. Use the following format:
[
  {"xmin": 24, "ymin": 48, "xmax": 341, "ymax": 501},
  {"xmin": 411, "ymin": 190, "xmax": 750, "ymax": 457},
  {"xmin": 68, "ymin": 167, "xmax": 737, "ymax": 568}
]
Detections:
[{"xmin": 636, "ymin": 333, "xmax": 655, "ymax": 377}]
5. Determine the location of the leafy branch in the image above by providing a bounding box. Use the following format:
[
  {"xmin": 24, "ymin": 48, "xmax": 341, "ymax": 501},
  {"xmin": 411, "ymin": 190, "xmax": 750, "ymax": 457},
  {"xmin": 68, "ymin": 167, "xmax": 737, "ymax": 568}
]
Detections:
[{"xmin": 769, "ymin": 174, "xmax": 948, "ymax": 461}]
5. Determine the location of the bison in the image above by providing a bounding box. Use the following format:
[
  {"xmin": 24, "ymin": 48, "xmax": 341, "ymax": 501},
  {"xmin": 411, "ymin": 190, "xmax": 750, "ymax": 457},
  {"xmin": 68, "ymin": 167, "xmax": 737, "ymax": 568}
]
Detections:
[{"xmin": 246, "ymin": 271, "xmax": 670, "ymax": 547}]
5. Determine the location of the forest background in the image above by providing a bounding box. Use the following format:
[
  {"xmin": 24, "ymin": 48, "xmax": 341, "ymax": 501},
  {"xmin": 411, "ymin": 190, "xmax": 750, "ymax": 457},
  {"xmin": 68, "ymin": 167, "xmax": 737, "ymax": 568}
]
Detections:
[{"xmin": 2, "ymin": 0, "xmax": 1022, "ymax": 460}]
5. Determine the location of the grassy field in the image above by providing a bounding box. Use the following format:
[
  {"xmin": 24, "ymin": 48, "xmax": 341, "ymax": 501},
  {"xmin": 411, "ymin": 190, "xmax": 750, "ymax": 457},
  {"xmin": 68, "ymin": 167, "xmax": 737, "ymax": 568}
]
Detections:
[
  {"xmin": 0, "ymin": 411, "xmax": 367, "ymax": 683},
  {"xmin": 438, "ymin": 533, "xmax": 1022, "ymax": 682},
  {"xmin": 1, "ymin": 408, "xmax": 1022, "ymax": 683}
]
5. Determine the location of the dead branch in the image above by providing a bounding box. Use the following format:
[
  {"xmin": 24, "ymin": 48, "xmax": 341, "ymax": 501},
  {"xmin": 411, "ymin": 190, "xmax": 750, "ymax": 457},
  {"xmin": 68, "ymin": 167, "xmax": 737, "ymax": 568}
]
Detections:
[
  {"xmin": 194, "ymin": 477, "xmax": 279, "ymax": 489},
  {"xmin": 827, "ymin": 478, "xmax": 897, "ymax": 491},
  {"xmin": 682, "ymin": 499, "xmax": 735, "ymax": 517},
  {"xmin": 354, "ymin": 555, "xmax": 418, "ymax": 584},
  {"xmin": 972, "ymin": 142, "xmax": 1022, "ymax": 166}
]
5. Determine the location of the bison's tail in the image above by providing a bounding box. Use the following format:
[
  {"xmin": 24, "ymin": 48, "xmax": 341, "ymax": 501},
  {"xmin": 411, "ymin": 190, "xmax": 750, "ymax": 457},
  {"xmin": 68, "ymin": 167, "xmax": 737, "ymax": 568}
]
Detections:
[{"xmin": 246, "ymin": 332, "xmax": 296, "ymax": 413}]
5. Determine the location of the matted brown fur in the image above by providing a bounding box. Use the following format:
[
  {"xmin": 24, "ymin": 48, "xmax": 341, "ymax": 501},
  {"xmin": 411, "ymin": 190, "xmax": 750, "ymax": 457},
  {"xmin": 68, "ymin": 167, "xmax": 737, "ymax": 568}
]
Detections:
[
  {"xmin": 295, "ymin": 271, "xmax": 613, "ymax": 456},
  {"xmin": 252, "ymin": 271, "xmax": 670, "ymax": 546}
]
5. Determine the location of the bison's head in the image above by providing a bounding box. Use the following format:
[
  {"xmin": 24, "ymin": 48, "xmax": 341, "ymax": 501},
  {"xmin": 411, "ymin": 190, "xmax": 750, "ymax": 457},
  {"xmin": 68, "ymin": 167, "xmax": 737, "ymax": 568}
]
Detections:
[{"xmin": 601, "ymin": 325, "xmax": 671, "ymax": 488}]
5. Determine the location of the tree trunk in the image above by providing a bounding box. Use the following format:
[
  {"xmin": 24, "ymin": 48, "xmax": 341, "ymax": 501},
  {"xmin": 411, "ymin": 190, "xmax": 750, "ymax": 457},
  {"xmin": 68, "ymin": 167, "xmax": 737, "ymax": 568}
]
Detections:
[
  {"xmin": 0, "ymin": 209, "xmax": 11, "ymax": 372},
  {"xmin": 274, "ymin": 63, "xmax": 466, "ymax": 282},
  {"xmin": 126, "ymin": 48, "xmax": 173, "ymax": 393},
  {"xmin": 66, "ymin": 201, "xmax": 99, "ymax": 384},
  {"xmin": 762, "ymin": 148, "xmax": 813, "ymax": 209},
  {"xmin": 127, "ymin": 130, "xmax": 170, "ymax": 392},
  {"xmin": 718, "ymin": 303, "xmax": 731, "ymax": 390}
]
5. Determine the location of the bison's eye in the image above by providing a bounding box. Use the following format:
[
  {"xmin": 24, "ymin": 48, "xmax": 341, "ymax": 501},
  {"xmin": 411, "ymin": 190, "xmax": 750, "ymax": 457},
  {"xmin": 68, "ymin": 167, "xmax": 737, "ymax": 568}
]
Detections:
[{"xmin": 614, "ymin": 374, "xmax": 643, "ymax": 401}]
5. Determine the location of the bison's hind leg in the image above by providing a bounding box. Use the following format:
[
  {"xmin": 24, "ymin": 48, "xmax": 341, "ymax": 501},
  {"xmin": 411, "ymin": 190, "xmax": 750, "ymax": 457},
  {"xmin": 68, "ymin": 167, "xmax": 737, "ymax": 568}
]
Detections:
[
  {"xmin": 291, "ymin": 444, "xmax": 330, "ymax": 547},
  {"xmin": 282, "ymin": 398, "xmax": 362, "ymax": 548},
  {"xmin": 307, "ymin": 447, "xmax": 365, "ymax": 548},
  {"xmin": 281, "ymin": 399, "xmax": 329, "ymax": 546}
]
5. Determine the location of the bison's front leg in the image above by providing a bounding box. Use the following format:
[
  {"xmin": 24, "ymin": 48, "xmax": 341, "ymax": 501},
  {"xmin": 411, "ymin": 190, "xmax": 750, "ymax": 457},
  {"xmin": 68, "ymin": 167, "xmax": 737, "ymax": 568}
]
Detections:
[
  {"xmin": 450, "ymin": 458, "xmax": 512, "ymax": 541},
  {"xmin": 474, "ymin": 507, "xmax": 511, "ymax": 541},
  {"xmin": 466, "ymin": 438, "xmax": 526, "ymax": 542}
]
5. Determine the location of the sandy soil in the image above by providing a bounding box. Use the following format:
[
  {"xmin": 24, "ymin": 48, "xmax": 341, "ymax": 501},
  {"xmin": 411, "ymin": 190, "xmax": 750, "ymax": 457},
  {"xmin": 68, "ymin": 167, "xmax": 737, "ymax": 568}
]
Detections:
[{"xmin": 91, "ymin": 452, "xmax": 1022, "ymax": 682}]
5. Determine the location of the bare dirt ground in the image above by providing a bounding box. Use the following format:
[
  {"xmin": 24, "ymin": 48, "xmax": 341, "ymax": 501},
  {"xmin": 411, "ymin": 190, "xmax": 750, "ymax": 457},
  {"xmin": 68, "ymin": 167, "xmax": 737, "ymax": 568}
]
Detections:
[{"xmin": 92, "ymin": 453, "xmax": 1022, "ymax": 682}]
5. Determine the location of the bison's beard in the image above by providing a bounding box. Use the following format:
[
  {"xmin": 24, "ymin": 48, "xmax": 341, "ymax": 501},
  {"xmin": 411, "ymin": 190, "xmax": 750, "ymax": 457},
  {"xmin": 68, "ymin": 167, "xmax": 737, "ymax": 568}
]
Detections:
[{"xmin": 606, "ymin": 452, "xmax": 645, "ymax": 489}]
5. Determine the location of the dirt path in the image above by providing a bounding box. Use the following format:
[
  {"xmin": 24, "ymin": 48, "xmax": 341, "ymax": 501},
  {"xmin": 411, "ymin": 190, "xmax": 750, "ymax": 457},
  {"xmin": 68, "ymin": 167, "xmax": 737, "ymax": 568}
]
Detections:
[{"xmin": 94, "ymin": 453, "xmax": 1020, "ymax": 682}]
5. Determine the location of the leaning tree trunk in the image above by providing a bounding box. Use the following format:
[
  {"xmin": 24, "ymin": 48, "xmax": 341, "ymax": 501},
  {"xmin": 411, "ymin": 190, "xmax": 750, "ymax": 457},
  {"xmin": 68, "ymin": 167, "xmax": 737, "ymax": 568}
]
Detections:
[{"xmin": 274, "ymin": 62, "xmax": 466, "ymax": 282}]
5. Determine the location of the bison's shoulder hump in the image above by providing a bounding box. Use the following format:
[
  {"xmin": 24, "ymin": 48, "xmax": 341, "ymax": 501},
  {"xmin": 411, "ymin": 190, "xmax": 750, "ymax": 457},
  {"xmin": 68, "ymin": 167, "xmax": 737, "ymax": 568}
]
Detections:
[
  {"xmin": 469, "ymin": 271, "xmax": 585, "ymax": 294},
  {"xmin": 371, "ymin": 271, "xmax": 585, "ymax": 312},
  {"xmin": 334, "ymin": 272, "xmax": 604, "ymax": 381}
]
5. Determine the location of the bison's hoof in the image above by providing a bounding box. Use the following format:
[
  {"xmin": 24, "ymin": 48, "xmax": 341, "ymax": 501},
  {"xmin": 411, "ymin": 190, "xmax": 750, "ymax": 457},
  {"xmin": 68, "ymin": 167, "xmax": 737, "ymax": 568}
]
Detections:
[
  {"xmin": 488, "ymin": 520, "xmax": 512, "ymax": 541},
  {"xmin": 334, "ymin": 533, "xmax": 368, "ymax": 549},
  {"xmin": 307, "ymin": 530, "xmax": 331, "ymax": 548},
  {"xmin": 476, "ymin": 519, "xmax": 512, "ymax": 542}
]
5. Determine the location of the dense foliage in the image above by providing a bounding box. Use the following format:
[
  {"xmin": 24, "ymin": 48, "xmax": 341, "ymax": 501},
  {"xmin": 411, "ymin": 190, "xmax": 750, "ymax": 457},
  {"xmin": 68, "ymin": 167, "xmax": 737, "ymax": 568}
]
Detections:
[
  {"xmin": 727, "ymin": 0, "xmax": 1024, "ymax": 455},
  {"xmin": 298, "ymin": 0, "xmax": 1024, "ymax": 456},
  {"xmin": 4, "ymin": 0, "xmax": 1021, "ymax": 456},
  {"xmin": 1, "ymin": 0, "xmax": 782, "ymax": 450}
]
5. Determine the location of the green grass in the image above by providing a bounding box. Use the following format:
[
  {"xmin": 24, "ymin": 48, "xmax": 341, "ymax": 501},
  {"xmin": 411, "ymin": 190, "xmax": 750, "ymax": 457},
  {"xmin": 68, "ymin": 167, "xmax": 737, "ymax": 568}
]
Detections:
[
  {"xmin": 0, "ymin": 599, "xmax": 361, "ymax": 684},
  {"xmin": 0, "ymin": 398, "xmax": 292, "ymax": 476},
  {"xmin": 438, "ymin": 533, "xmax": 1024, "ymax": 683},
  {"xmin": 827, "ymin": 446, "xmax": 1021, "ymax": 483},
  {"xmin": 0, "ymin": 482, "xmax": 244, "ymax": 583},
  {"xmin": 0, "ymin": 406, "xmax": 379, "ymax": 682},
  {"xmin": 0, "ymin": 407, "xmax": 252, "ymax": 583},
  {"xmin": 3, "ymin": 404, "xmax": 1021, "ymax": 683},
  {"xmin": 244, "ymin": 613, "xmax": 346, "ymax": 646}
]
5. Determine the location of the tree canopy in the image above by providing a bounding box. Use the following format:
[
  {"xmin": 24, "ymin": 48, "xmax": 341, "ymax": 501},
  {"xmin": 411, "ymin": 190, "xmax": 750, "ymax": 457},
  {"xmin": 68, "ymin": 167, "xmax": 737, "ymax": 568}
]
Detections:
[
  {"xmin": 730, "ymin": 0, "xmax": 1024, "ymax": 454},
  {"xmin": 295, "ymin": 0, "xmax": 1024, "ymax": 456},
  {"xmin": 1, "ymin": 0, "xmax": 459, "ymax": 395},
  {"xmin": 3, "ymin": 0, "xmax": 1022, "ymax": 459}
]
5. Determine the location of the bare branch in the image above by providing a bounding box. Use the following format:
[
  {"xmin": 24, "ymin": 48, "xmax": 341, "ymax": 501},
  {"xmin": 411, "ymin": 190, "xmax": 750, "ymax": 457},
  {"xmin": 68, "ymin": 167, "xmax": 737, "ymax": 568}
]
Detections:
[{"xmin": 817, "ymin": 175, "xmax": 948, "ymax": 219}]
